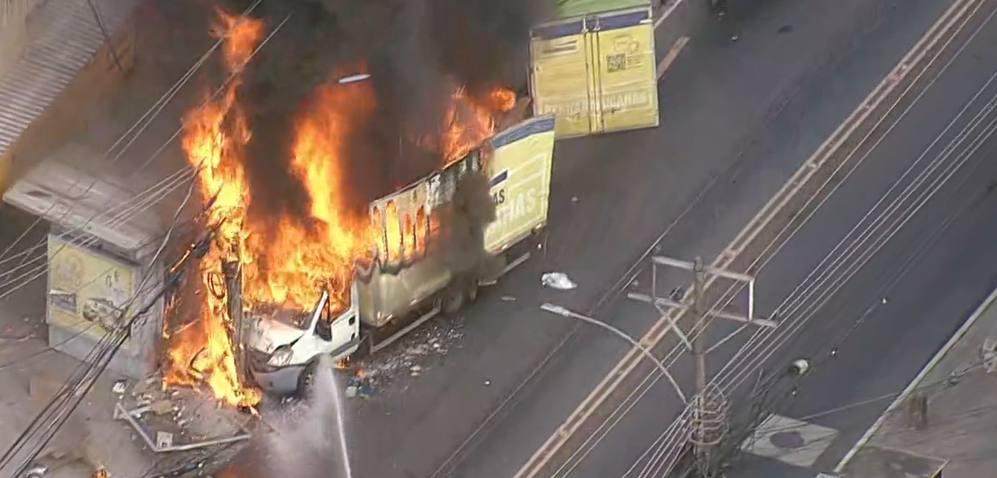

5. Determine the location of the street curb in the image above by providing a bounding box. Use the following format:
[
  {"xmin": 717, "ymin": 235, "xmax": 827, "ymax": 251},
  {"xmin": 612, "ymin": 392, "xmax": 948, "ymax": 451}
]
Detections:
[{"xmin": 833, "ymin": 283, "xmax": 997, "ymax": 472}]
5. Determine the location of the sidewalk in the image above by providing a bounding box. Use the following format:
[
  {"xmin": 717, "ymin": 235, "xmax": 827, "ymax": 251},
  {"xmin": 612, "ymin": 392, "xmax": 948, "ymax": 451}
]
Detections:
[
  {"xmin": 0, "ymin": 236, "xmax": 150, "ymax": 478},
  {"xmin": 836, "ymin": 286, "xmax": 997, "ymax": 478},
  {"xmin": 0, "ymin": 204, "xmax": 255, "ymax": 478}
]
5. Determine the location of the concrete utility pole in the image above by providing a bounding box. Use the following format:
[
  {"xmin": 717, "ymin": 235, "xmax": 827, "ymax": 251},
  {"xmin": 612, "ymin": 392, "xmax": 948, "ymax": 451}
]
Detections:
[
  {"xmin": 692, "ymin": 257, "xmax": 708, "ymax": 402},
  {"xmin": 627, "ymin": 254, "xmax": 777, "ymax": 477},
  {"xmin": 690, "ymin": 258, "xmax": 714, "ymax": 476}
]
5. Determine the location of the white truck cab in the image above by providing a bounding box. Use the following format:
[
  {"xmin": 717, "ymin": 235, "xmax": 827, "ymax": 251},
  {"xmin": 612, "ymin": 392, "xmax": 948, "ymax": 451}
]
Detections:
[{"xmin": 246, "ymin": 282, "xmax": 361, "ymax": 394}]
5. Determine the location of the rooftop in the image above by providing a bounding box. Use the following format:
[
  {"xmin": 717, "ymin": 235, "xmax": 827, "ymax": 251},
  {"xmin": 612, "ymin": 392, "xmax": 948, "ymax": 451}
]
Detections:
[{"xmin": 2, "ymin": 0, "xmax": 224, "ymax": 261}]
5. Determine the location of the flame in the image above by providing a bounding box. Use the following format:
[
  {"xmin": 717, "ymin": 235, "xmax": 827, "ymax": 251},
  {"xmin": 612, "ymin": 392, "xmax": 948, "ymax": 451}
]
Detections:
[
  {"xmin": 163, "ymin": 8, "xmax": 517, "ymax": 406},
  {"xmin": 163, "ymin": 9, "xmax": 262, "ymax": 407},
  {"xmin": 241, "ymin": 70, "xmax": 377, "ymax": 312},
  {"xmin": 441, "ymin": 85, "xmax": 517, "ymax": 164}
]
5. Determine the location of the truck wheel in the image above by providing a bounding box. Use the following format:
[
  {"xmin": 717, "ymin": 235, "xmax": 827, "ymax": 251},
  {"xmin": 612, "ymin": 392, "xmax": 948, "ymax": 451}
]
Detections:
[
  {"xmin": 443, "ymin": 287, "xmax": 465, "ymax": 315},
  {"xmin": 465, "ymin": 282, "xmax": 479, "ymax": 304},
  {"xmin": 296, "ymin": 360, "xmax": 318, "ymax": 399},
  {"xmin": 355, "ymin": 327, "xmax": 376, "ymax": 359}
]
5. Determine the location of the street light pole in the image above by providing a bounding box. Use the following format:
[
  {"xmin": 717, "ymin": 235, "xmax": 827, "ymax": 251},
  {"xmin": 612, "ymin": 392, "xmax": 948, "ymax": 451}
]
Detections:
[{"xmin": 540, "ymin": 303, "xmax": 687, "ymax": 404}]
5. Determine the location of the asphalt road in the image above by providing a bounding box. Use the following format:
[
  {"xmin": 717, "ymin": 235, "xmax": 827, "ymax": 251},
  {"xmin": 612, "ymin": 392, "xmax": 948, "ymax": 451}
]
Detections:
[
  {"xmin": 724, "ymin": 2, "xmax": 997, "ymax": 476},
  {"xmin": 213, "ymin": 0, "xmax": 975, "ymax": 478},
  {"xmin": 571, "ymin": 1, "xmax": 997, "ymax": 477}
]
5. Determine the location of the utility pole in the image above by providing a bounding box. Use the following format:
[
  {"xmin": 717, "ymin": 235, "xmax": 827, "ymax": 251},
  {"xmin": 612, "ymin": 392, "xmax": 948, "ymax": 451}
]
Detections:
[
  {"xmin": 222, "ymin": 259, "xmax": 247, "ymax": 384},
  {"xmin": 691, "ymin": 257, "xmax": 713, "ymax": 477},
  {"xmin": 692, "ymin": 257, "xmax": 707, "ymax": 400},
  {"xmin": 627, "ymin": 254, "xmax": 778, "ymax": 477}
]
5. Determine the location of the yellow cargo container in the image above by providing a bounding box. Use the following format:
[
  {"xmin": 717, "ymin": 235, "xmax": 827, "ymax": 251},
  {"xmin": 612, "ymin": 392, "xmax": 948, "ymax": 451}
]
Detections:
[
  {"xmin": 530, "ymin": 4, "xmax": 660, "ymax": 138},
  {"xmin": 358, "ymin": 115, "xmax": 556, "ymax": 329}
]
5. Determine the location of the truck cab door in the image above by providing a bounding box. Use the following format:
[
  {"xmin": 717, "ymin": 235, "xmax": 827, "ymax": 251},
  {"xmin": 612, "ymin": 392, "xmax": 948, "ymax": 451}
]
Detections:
[
  {"xmin": 290, "ymin": 291, "xmax": 335, "ymax": 363},
  {"xmin": 329, "ymin": 282, "xmax": 361, "ymax": 349},
  {"xmin": 306, "ymin": 284, "xmax": 360, "ymax": 359}
]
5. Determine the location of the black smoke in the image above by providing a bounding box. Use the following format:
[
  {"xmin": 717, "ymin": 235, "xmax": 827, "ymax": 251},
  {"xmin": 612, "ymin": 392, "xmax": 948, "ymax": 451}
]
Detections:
[
  {"xmin": 219, "ymin": 0, "xmax": 548, "ymax": 228},
  {"xmin": 436, "ymin": 171, "xmax": 503, "ymax": 282}
]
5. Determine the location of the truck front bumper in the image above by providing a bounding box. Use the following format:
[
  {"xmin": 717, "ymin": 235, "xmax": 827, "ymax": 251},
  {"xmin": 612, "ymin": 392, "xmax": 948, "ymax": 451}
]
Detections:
[
  {"xmin": 248, "ymin": 337, "xmax": 362, "ymax": 395},
  {"xmin": 250, "ymin": 364, "xmax": 306, "ymax": 395}
]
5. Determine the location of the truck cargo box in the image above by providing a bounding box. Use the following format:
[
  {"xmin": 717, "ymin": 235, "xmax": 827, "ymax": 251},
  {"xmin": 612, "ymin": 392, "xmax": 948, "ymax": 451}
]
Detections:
[{"xmin": 358, "ymin": 115, "xmax": 556, "ymax": 327}]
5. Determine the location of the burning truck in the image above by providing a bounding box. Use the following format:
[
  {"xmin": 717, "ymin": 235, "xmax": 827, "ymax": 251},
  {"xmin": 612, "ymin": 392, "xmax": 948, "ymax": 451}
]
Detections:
[
  {"xmin": 246, "ymin": 114, "xmax": 555, "ymax": 394},
  {"xmin": 162, "ymin": 3, "xmax": 555, "ymax": 402}
]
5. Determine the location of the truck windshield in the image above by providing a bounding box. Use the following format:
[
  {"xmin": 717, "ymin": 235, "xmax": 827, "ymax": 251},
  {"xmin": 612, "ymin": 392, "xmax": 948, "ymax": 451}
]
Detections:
[{"xmin": 252, "ymin": 303, "xmax": 311, "ymax": 331}]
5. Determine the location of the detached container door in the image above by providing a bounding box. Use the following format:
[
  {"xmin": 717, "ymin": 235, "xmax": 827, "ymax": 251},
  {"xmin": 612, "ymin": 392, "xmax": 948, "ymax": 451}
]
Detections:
[
  {"xmin": 589, "ymin": 6, "xmax": 659, "ymax": 134},
  {"xmin": 530, "ymin": 18, "xmax": 598, "ymax": 138}
]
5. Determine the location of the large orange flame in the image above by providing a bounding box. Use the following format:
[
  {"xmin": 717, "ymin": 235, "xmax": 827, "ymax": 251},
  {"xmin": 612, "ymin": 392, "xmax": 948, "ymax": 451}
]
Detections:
[
  {"xmin": 163, "ymin": 8, "xmax": 516, "ymax": 406},
  {"xmin": 164, "ymin": 9, "xmax": 262, "ymax": 407},
  {"xmin": 241, "ymin": 72, "xmax": 377, "ymax": 314}
]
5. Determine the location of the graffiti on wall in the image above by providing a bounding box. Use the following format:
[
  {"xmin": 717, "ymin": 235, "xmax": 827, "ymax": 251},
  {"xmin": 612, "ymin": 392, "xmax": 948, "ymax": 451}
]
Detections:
[{"xmin": 47, "ymin": 234, "xmax": 136, "ymax": 350}]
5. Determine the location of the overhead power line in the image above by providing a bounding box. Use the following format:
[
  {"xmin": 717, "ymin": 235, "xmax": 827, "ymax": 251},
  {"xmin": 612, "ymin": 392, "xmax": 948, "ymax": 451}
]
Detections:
[{"xmin": 0, "ymin": 5, "xmax": 288, "ymax": 476}]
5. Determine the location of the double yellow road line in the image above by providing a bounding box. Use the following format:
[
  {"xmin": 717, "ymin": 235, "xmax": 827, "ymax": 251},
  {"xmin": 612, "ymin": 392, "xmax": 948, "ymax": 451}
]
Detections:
[{"xmin": 512, "ymin": 0, "xmax": 991, "ymax": 476}]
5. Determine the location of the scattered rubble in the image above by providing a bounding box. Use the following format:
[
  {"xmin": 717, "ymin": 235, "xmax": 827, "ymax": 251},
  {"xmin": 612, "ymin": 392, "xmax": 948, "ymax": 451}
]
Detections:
[
  {"xmin": 115, "ymin": 382, "xmax": 254, "ymax": 451},
  {"xmin": 341, "ymin": 315, "xmax": 466, "ymax": 397},
  {"xmin": 0, "ymin": 316, "xmax": 43, "ymax": 343}
]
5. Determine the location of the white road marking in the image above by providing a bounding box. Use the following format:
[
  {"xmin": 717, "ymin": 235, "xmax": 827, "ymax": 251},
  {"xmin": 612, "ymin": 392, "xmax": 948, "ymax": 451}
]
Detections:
[
  {"xmin": 655, "ymin": 0, "xmax": 688, "ymax": 30},
  {"xmin": 742, "ymin": 414, "xmax": 839, "ymax": 468},
  {"xmin": 657, "ymin": 36, "xmax": 690, "ymax": 79}
]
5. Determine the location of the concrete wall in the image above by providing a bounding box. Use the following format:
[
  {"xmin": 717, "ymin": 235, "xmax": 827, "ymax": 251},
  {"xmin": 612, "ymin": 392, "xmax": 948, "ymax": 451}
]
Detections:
[{"xmin": 46, "ymin": 227, "xmax": 164, "ymax": 380}]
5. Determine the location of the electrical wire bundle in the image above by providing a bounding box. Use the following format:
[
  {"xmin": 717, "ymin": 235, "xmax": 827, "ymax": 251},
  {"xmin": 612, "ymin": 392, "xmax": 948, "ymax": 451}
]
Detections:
[
  {"xmin": 0, "ymin": 2, "xmax": 285, "ymax": 476},
  {"xmin": 0, "ymin": 229, "xmax": 215, "ymax": 478},
  {"xmin": 534, "ymin": 5, "xmax": 997, "ymax": 478},
  {"xmin": 620, "ymin": 7, "xmax": 997, "ymax": 477}
]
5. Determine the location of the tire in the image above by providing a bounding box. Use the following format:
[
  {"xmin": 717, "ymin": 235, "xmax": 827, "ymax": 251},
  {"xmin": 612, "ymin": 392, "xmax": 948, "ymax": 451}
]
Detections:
[
  {"xmin": 354, "ymin": 326, "xmax": 376, "ymax": 359},
  {"xmin": 442, "ymin": 286, "xmax": 465, "ymax": 315},
  {"xmin": 465, "ymin": 281, "xmax": 479, "ymax": 304},
  {"xmin": 296, "ymin": 360, "xmax": 318, "ymax": 399}
]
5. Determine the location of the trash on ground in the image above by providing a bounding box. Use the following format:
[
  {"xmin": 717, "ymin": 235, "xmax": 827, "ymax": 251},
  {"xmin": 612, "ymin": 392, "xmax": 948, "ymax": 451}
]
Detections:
[
  {"xmin": 542, "ymin": 272, "xmax": 577, "ymax": 290},
  {"xmin": 501, "ymin": 296, "xmax": 516, "ymax": 302},
  {"xmin": 346, "ymin": 314, "xmax": 465, "ymax": 388}
]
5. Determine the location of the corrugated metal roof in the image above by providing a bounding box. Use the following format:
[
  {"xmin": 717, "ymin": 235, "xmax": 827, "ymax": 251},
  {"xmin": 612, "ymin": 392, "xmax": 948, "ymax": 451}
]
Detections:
[{"xmin": 0, "ymin": 0, "xmax": 142, "ymax": 157}]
